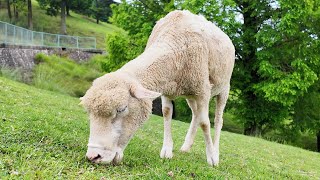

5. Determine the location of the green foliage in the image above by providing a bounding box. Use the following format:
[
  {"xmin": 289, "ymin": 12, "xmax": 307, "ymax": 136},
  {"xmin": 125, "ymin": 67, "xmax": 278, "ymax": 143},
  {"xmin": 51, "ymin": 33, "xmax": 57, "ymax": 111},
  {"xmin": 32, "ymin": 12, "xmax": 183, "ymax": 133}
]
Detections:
[
  {"xmin": 101, "ymin": 32, "xmax": 131, "ymax": 72},
  {"xmin": 69, "ymin": 0, "xmax": 93, "ymax": 16},
  {"xmin": 37, "ymin": 0, "xmax": 62, "ymax": 16},
  {"xmin": 254, "ymin": 0, "xmax": 320, "ymax": 107},
  {"xmin": 294, "ymin": 82, "xmax": 320, "ymax": 134},
  {"xmin": 90, "ymin": 0, "xmax": 115, "ymax": 23},
  {"xmin": 109, "ymin": 0, "xmax": 175, "ymax": 60},
  {"xmin": 254, "ymin": 60, "xmax": 318, "ymax": 107},
  {"xmin": 32, "ymin": 53, "xmax": 102, "ymax": 97},
  {"xmin": 1, "ymin": 77, "xmax": 320, "ymax": 178}
]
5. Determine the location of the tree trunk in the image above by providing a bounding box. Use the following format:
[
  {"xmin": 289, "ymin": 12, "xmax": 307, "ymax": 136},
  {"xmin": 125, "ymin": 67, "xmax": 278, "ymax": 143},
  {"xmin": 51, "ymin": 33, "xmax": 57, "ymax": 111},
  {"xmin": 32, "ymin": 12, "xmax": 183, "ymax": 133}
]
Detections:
[
  {"xmin": 244, "ymin": 122, "xmax": 262, "ymax": 136},
  {"xmin": 27, "ymin": 0, "xmax": 33, "ymax": 30},
  {"xmin": 238, "ymin": 1, "xmax": 262, "ymax": 138},
  {"xmin": 6, "ymin": 0, "xmax": 12, "ymax": 22},
  {"xmin": 13, "ymin": 4, "xmax": 18, "ymax": 19},
  {"xmin": 96, "ymin": 17, "xmax": 99, "ymax": 24},
  {"xmin": 66, "ymin": 2, "xmax": 70, "ymax": 16},
  {"xmin": 60, "ymin": 0, "xmax": 67, "ymax": 35},
  {"xmin": 317, "ymin": 131, "xmax": 320, "ymax": 152}
]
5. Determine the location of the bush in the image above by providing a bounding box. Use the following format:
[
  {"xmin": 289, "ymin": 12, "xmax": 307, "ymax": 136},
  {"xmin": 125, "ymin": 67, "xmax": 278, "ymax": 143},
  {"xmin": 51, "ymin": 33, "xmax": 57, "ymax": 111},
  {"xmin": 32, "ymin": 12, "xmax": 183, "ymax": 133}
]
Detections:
[
  {"xmin": 102, "ymin": 31, "xmax": 141, "ymax": 72},
  {"xmin": 33, "ymin": 54, "xmax": 103, "ymax": 97}
]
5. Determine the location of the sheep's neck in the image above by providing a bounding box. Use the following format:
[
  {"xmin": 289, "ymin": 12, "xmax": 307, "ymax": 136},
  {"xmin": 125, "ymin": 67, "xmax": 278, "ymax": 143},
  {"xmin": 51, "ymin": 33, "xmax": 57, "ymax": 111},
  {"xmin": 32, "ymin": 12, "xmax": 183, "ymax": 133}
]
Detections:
[{"xmin": 120, "ymin": 46, "xmax": 175, "ymax": 93}]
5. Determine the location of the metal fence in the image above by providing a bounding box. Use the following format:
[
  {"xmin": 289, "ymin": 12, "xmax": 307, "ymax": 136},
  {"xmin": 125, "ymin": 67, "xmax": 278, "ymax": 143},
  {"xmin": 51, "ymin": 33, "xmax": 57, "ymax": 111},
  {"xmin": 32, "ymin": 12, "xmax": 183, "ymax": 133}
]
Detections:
[{"xmin": 0, "ymin": 21, "xmax": 96, "ymax": 49}]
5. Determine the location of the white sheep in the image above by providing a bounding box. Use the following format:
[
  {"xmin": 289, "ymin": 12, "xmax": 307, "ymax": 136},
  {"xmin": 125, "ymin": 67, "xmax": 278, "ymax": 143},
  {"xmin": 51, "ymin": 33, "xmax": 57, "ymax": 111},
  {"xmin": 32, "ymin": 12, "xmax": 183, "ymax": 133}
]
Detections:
[{"xmin": 81, "ymin": 10, "xmax": 235, "ymax": 166}]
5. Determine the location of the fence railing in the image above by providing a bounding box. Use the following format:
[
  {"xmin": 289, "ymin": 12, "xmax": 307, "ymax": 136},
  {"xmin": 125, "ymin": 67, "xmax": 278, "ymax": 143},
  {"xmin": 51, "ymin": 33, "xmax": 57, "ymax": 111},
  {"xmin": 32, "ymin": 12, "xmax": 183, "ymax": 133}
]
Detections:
[{"xmin": 0, "ymin": 21, "xmax": 96, "ymax": 49}]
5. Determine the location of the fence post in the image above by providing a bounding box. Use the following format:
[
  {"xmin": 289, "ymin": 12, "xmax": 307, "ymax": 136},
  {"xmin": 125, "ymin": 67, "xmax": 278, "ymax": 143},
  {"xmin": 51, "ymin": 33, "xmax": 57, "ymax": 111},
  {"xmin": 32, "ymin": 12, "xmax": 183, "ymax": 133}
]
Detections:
[
  {"xmin": 31, "ymin": 31, "xmax": 33, "ymax": 46},
  {"xmin": 76, "ymin": 36, "xmax": 79, "ymax": 49},
  {"xmin": 21, "ymin": 28, "xmax": 23, "ymax": 45},
  {"xmin": 13, "ymin": 26, "xmax": 15, "ymax": 44},
  {"xmin": 58, "ymin": 34, "xmax": 60, "ymax": 47},
  {"xmin": 4, "ymin": 23, "xmax": 7, "ymax": 44},
  {"xmin": 41, "ymin": 33, "xmax": 44, "ymax": 46}
]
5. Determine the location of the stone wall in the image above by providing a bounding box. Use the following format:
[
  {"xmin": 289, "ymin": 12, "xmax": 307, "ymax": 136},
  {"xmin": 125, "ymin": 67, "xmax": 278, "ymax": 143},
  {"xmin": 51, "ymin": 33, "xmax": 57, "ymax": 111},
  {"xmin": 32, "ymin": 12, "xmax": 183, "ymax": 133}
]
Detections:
[{"xmin": 0, "ymin": 44, "xmax": 103, "ymax": 81}]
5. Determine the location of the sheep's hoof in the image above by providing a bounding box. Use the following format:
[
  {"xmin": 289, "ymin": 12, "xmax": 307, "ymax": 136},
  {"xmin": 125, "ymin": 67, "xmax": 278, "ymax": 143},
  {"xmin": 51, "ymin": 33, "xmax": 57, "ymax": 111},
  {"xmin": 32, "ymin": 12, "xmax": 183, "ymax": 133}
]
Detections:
[
  {"xmin": 180, "ymin": 144, "xmax": 191, "ymax": 152},
  {"xmin": 160, "ymin": 147, "xmax": 173, "ymax": 159},
  {"xmin": 207, "ymin": 154, "xmax": 219, "ymax": 166}
]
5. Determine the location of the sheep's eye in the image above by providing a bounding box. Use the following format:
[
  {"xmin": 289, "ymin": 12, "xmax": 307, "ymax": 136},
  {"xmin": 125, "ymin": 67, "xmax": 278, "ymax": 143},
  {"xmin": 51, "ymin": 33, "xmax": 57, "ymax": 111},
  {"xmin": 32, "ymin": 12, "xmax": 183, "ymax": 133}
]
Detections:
[{"xmin": 116, "ymin": 106, "xmax": 128, "ymax": 114}]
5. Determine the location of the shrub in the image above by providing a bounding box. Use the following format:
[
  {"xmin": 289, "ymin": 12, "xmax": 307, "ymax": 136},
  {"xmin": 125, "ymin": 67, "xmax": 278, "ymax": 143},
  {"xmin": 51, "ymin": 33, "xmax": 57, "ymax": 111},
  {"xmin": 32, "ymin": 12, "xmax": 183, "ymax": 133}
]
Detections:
[{"xmin": 102, "ymin": 31, "xmax": 139, "ymax": 72}]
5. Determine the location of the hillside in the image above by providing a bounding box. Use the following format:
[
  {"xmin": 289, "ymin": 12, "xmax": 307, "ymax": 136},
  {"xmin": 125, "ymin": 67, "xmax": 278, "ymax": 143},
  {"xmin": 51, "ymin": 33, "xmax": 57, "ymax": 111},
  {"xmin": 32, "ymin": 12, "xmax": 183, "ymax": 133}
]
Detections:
[
  {"xmin": 0, "ymin": 0, "xmax": 121, "ymax": 49},
  {"xmin": 1, "ymin": 77, "xmax": 320, "ymax": 179}
]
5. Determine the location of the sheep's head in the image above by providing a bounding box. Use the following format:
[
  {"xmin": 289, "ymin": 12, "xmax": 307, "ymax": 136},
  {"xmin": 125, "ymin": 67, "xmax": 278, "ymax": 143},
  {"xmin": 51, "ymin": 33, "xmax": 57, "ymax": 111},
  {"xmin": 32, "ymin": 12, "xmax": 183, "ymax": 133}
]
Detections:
[{"xmin": 80, "ymin": 72, "xmax": 161, "ymax": 164}]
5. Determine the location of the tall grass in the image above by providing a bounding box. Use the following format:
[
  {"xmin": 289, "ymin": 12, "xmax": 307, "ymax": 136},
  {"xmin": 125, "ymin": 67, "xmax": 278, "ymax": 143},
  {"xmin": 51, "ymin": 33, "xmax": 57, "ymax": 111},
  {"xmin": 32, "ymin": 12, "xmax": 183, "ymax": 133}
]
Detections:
[
  {"xmin": 32, "ymin": 53, "xmax": 103, "ymax": 97},
  {"xmin": 0, "ymin": 66, "xmax": 23, "ymax": 82}
]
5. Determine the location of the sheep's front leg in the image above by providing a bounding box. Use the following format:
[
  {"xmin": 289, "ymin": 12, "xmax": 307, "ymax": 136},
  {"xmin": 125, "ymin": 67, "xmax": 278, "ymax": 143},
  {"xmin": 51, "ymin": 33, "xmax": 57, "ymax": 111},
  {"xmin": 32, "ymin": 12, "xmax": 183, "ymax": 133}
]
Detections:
[{"xmin": 160, "ymin": 96, "xmax": 173, "ymax": 159}]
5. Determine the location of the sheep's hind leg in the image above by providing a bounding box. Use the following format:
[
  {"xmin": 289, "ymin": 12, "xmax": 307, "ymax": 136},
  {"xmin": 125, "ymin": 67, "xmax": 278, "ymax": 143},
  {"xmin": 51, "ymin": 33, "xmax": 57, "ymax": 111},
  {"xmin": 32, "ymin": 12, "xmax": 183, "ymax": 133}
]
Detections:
[
  {"xmin": 189, "ymin": 95, "xmax": 217, "ymax": 166},
  {"xmin": 180, "ymin": 99, "xmax": 198, "ymax": 152},
  {"xmin": 209, "ymin": 86, "xmax": 230, "ymax": 166},
  {"xmin": 160, "ymin": 96, "xmax": 174, "ymax": 159}
]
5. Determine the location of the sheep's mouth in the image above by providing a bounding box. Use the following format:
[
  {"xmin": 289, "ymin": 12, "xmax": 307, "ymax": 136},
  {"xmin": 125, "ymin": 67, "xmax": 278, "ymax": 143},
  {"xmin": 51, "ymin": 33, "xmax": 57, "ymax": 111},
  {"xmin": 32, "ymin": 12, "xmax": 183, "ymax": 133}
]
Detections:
[
  {"xmin": 90, "ymin": 152, "xmax": 121, "ymax": 165},
  {"xmin": 91, "ymin": 154, "xmax": 102, "ymax": 163}
]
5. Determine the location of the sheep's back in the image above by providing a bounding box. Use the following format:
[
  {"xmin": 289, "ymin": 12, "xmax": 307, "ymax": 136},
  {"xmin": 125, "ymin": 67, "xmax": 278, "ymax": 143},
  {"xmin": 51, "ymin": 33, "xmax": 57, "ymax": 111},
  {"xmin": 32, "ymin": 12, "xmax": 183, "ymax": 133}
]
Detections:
[{"xmin": 146, "ymin": 10, "xmax": 235, "ymax": 96}]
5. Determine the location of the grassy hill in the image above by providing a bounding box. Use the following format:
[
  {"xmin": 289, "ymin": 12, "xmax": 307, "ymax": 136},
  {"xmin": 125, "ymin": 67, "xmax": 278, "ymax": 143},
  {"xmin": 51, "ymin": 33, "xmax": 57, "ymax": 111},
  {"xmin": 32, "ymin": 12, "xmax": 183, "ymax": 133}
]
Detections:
[
  {"xmin": 0, "ymin": 0, "xmax": 121, "ymax": 49},
  {"xmin": 1, "ymin": 77, "xmax": 320, "ymax": 179}
]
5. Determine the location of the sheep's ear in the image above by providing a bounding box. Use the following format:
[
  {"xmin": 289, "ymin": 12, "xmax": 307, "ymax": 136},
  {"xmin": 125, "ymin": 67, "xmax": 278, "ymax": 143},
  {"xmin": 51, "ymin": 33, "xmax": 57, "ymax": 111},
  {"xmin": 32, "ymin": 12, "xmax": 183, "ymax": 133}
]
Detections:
[{"xmin": 130, "ymin": 85, "xmax": 161, "ymax": 99}]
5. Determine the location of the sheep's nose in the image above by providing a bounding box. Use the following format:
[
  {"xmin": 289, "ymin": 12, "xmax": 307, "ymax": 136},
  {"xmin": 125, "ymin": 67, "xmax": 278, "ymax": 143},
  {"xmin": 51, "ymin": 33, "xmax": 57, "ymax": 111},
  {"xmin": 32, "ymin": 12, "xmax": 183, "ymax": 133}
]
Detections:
[{"xmin": 86, "ymin": 152, "xmax": 101, "ymax": 162}]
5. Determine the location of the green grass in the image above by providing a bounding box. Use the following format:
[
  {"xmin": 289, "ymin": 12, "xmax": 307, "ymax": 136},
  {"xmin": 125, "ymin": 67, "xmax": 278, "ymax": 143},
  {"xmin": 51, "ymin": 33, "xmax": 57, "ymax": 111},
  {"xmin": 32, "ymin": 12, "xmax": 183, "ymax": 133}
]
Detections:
[
  {"xmin": 1, "ymin": 77, "xmax": 320, "ymax": 179},
  {"xmin": 32, "ymin": 53, "xmax": 103, "ymax": 97},
  {"xmin": 0, "ymin": 0, "xmax": 121, "ymax": 49}
]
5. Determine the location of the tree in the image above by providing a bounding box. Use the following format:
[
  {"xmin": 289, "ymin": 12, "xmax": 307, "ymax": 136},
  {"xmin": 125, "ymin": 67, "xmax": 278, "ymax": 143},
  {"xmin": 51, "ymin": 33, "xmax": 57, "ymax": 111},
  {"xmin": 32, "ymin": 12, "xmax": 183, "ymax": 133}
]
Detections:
[
  {"xmin": 27, "ymin": 0, "xmax": 32, "ymax": 30},
  {"xmin": 68, "ymin": 0, "xmax": 93, "ymax": 17},
  {"xmin": 251, "ymin": 0, "xmax": 319, "ymax": 135},
  {"xmin": 66, "ymin": 0, "xmax": 70, "ymax": 16},
  {"xmin": 6, "ymin": 0, "xmax": 12, "ymax": 22},
  {"xmin": 13, "ymin": 0, "xmax": 18, "ymax": 19},
  {"xmin": 60, "ymin": 0, "xmax": 67, "ymax": 34},
  {"xmin": 37, "ymin": 0, "xmax": 68, "ymax": 34},
  {"xmin": 90, "ymin": 0, "xmax": 116, "ymax": 24}
]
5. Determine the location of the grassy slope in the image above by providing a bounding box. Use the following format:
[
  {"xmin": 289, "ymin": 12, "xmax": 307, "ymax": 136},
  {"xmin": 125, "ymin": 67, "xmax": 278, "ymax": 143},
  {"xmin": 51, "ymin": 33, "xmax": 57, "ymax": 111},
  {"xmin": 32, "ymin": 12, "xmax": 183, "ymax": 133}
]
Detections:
[
  {"xmin": 1, "ymin": 77, "xmax": 320, "ymax": 179},
  {"xmin": 0, "ymin": 0, "xmax": 120, "ymax": 49}
]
